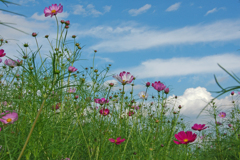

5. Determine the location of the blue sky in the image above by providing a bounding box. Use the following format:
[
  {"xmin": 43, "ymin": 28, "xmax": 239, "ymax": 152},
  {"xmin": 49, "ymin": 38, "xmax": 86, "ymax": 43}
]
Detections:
[{"xmin": 1, "ymin": 0, "xmax": 240, "ymax": 126}]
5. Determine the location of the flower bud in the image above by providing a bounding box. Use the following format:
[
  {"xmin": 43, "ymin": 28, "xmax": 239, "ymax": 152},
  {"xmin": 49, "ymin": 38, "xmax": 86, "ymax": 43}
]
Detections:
[
  {"xmin": 23, "ymin": 56, "xmax": 27, "ymax": 59},
  {"xmin": 178, "ymin": 105, "xmax": 182, "ymax": 109},
  {"xmin": 65, "ymin": 20, "xmax": 70, "ymax": 25},
  {"xmin": 78, "ymin": 46, "xmax": 81, "ymax": 49},
  {"xmin": 23, "ymin": 43, "xmax": 29, "ymax": 47},
  {"xmin": 94, "ymin": 50, "xmax": 97, "ymax": 53},
  {"xmin": 109, "ymin": 83, "xmax": 114, "ymax": 87},
  {"xmin": 231, "ymin": 91, "xmax": 234, "ymax": 95},
  {"xmin": 72, "ymin": 35, "xmax": 76, "ymax": 38},
  {"xmin": 146, "ymin": 82, "xmax": 150, "ymax": 87},
  {"xmin": 65, "ymin": 25, "xmax": 69, "ymax": 29},
  {"xmin": 175, "ymin": 95, "xmax": 177, "ymax": 99},
  {"xmin": 94, "ymin": 69, "xmax": 98, "ymax": 73},
  {"xmin": 60, "ymin": 20, "xmax": 65, "ymax": 24},
  {"xmin": 32, "ymin": 32, "xmax": 37, "ymax": 37},
  {"xmin": 45, "ymin": 35, "xmax": 49, "ymax": 38},
  {"xmin": 74, "ymin": 95, "xmax": 79, "ymax": 99}
]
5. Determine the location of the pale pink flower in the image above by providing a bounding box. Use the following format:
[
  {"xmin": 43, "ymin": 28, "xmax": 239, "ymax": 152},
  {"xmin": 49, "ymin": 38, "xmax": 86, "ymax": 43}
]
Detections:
[
  {"xmin": 44, "ymin": 4, "xmax": 63, "ymax": 17},
  {"xmin": 68, "ymin": 88, "xmax": 76, "ymax": 93},
  {"xmin": 68, "ymin": 66, "xmax": 77, "ymax": 73},
  {"xmin": 4, "ymin": 59, "xmax": 16, "ymax": 67},
  {"xmin": 113, "ymin": 71, "xmax": 134, "ymax": 85},
  {"xmin": 218, "ymin": 112, "xmax": 226, "ymax": 118}
]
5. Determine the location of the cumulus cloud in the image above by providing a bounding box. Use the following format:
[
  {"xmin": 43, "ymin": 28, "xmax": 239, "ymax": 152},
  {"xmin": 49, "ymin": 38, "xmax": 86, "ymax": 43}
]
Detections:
[
  {"xmin": 166, "ymin": 2, "xmax": 181, "ymax": 12},
  {"xmin": 128, "ymin": 4, "xmax": 151, "ymax": 16},
  {"xmin": 73, "ymin": 4, "xmax": 111, "ymax": 17},
  {"xmin": 31, "ymin": 12, "xmax": 69, "ymax": 21},
  {"xmin": 108, "ymin": 53, "xmax": 240, "ymax": 79}
]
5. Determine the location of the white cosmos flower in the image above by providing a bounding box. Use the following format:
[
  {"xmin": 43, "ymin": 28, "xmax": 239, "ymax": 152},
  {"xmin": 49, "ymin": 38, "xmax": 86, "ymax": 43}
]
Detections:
[{"xmin": 138, "ymin": 91, "xmax": 148, "ymax": 99}]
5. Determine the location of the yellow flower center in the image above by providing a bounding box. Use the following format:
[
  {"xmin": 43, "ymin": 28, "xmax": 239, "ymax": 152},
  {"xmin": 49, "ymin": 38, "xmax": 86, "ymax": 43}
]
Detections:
[
  {"xmin": 183, "ymin": 139, "xmax": 188, "ymax": 142},
  {"xmin": 51, "ymin": 10, "xmax": 56, "ymax": 13},
  {"xmin": 142, "ymin": 95, "xmax": 145, "ymax": 98},
  {"xmin": 6, "ymin": 118, "xmax": 12, "ymax": 123},
  {"xmin": 221, "ymin": 115, "xmax": 224, "ymax": 117},
  {"xmin": 115, "ymin": 140, "xmax": 117, "ymax": 143},
  {"xmin": 122, "ymin": 80, "xmax": 125, "ymax": 82}
]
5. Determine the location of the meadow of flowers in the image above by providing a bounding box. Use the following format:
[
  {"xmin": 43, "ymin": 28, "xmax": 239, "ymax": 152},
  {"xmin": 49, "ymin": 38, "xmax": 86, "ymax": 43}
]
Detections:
[{"xmin": 0, "ymin": 3, "xmax": 240, "ymax": 160}]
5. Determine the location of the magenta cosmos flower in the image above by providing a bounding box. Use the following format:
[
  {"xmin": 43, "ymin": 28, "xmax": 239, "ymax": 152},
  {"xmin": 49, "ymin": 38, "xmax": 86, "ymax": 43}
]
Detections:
[
  {"xmin": 173, "ymin": 131, "xmax": 197, "ymax": 145},
  {"xmin": 152, "ymin": 81, "xmax": 166, "ymax": 92},
  {"xmin": 44, "ymin": 4, "xmax": 63, "ymax": 17},
  {"xmin": 218, "ymin": 112, "xmax": 226, "ymax": 118},
  {"xmin": 4, "ymin": 59, "xmax": 17, "ymax": 67},
  {"xmin": 113, "ymin": 71, "xmax": 134, "ymax": 85},
  {"xmin": 0, "ymin": 49, "xmax": 6, "ymax": 57},
  {"xmin": 109, "ymin": 137, "xmax": 125, "ymax": 145},
  {"xmin": 99, "ymin": 108, "xmax": 110, "ymax": 116},
  {"xmin": 0, "ymin": 111, "xmax": 18, "ymax": 124},
  {"xmin": 68, "ymin": 66, "xmax": 77, "ymax": 73},
  {"xmin": 94, "ymin": 98, "xmax": 109, "ymax": 105},
  {"xmin": 191, "ymin": 123, "xmax": 208, "ymax": 131}
]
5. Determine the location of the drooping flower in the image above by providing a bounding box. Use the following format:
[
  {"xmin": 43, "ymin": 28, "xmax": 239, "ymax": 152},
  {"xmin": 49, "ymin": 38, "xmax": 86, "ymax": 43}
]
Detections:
[
  {"xmin": 218, "ymin": 112, "xmax": 226, "ymax": 118},
  {"xmin": 152, "ymin": 81, "xmax": 166, "ymax": 92},
  {"xmin": 191, "ymin": 123, "xmax": 208, "ymax": 131},
  {"xmin": 68, "ymin": 88, "xmax": 76, "ymax": 93},
  {"xmin": 0, "ymin": 49, "xmax": 6, "ymax": 57},
  {"xmin": 138, "ymin": 91, "xmax": 148, "ymax": 99},
  {"xmin": 109, "ymin": 137, "xmax": 125, "ymax": 145},
  {"xmin": 113, "ymin": 71, "xmax": 134, "ymax": 85},
  {"xmin": 173, "ymin": 131, "xmax": 197, "ymax": 145},
  {"xmin": 0, "ymin": 111, "xmax": 18, "ymax": 124},
  {"xmin": 68, "ymin": 66, "xmax": 77, "ymax": 73},
  {"xmin": 99, "ymin": 108, "xmax": 109, "ymax": 116},
  {"xmin": 94, "ymin": 98, "xmax": 109, "ymax": 105},
  {"xmin": 4, "ymin": 59, "xmax": 16, "ymax": 67},
  {"xmin": 44, "ymin": 4, "xmax": 63, "ymax": 17}
]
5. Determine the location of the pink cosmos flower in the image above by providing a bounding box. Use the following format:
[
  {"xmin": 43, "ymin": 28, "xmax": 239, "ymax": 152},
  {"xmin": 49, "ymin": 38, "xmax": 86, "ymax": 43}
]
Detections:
[
  {"xmin": 109, "ymin": 137, "xmax": 125, "ymax": 145},
  {"xmin": 44, "ymin": 4, "xmax": 63, "ymax": 17},
  {"xmin": 68, "ymin": 88, "xmax": 76, "ymax": 93},
  {"xmin": 68, "ymin": 66, "xmax": 77, "ymax": 73},
  {"xmin": 128, "ymin": 111, "xmax": 134, "ymax": 116},
  {"xmin": 152, "ymin": 81, "xmax": 166, "ymax": 92},
  {"xmin": 191, "ymin": 123, "xmax": 208, "ymax": 131},
  {"xmin": 0, "ymin": 49, "xmax": 6, "ymax": 57},
  {"xmin": 99, "ymin": 108, "xmax": 109, "ymax": 116},
  {"xmin": 218, "ymin": 112, "xmax": 226, "ymax": 118},
  {"xmin": 138, "ymin": 91, "xmax": 148, "ymax": 99},
  {"xmin": 94, "ymin": 98, "xmax": 109, "ymax": 105},
  {"xmin": 200, "ymin": 134, "xmax": 206, "ymax": 140},
  {"xmin": 0, "ymin": 111, "xmax": 18, "ymax": 124},
  {"xmin": 173, "ymin": 131, "xmax": 197, "ymax": 145},
  {"xmin": 4, "ymin": 59, "xmax": 16, "ymax": 67},
  {"xmin": 113, "ymin": 71, "xmax": 134, "ymax": 85}
]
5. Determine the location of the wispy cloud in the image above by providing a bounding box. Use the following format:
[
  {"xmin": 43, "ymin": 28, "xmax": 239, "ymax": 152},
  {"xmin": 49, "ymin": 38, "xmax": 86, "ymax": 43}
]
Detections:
[
  {"xmin": 166, "ymin": 2, "xmax": 181, "ymax": 12},
  {"xmin": 73, "ymin": 4, "xmax": 111, "ymax": 17},
  {"xmin": 31, "ymin": 12, "xmax": 69, "ymax": 21},
  {"xmin": 128, "ymin": 4, "xmax": 151, "ymax": 16},
  {"xmin": 85, "ymin": 19, "xmax": 240, "ymax": 53},
  {"xmin": 109, "ymin": 53, "xmax": 240, "ymax": 79},
  {"xmin": 205, "ymin": 7, "xmax": 225, "ymax": 16}
]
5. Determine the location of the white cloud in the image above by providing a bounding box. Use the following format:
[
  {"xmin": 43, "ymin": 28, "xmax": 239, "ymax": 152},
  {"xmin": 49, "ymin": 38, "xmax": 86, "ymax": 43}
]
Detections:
[
  {"xmin": 166, "ymin": 2, "xmax": 181, "ymax": 12},
  {"xmin": 109, "ymin": 53, "xmax": 240, "ymax": 79},
  {"xmin": 86, "ymin": 19, "xmax": 240, "ymax": 53},
  {"xmin": 128, "ymin": 4, "xmax": 151, "ymax": 16},
  {"xmin": 103, "ymin": 5, "xmax": 111, "ymax": 13},
  {"xmin": 166, "ymin": 87, "xmax": 235, "ymax": 125},
  {"xmin": 31, "ymin": 12, "xmax": 69, "ymax": 21},
  {"xmin": 205, "ymin": 8, "xmax": 217, "ymax": 16},
  {"xmin": 73, "ymin": 4, "xmax": 109, "ymax": 17},
  {"xmin": 205, "ymin": 7, "xmax": 225, "ymax": 16}
]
